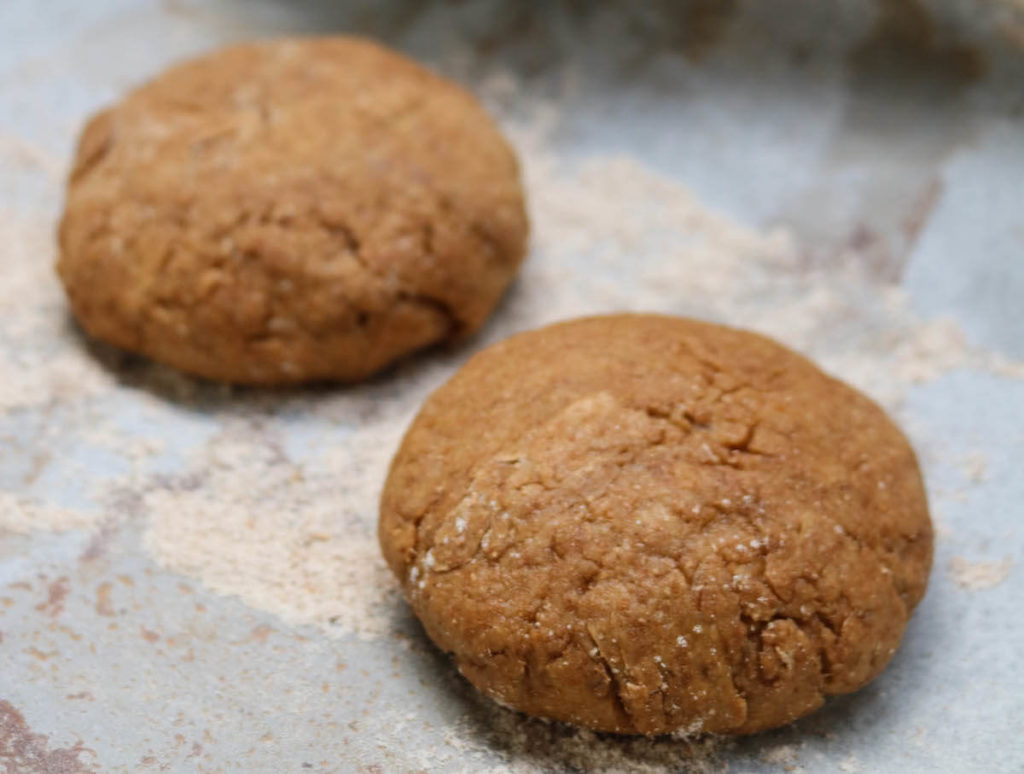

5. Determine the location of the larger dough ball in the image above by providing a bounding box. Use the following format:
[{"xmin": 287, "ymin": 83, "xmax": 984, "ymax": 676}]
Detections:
[
  {"xmin": 379, "ymin": 314, "xmax": 933, "ymax": 736},
  {"xmin": 58, "ymin": 37, "xmax": 528, "ymax": 384}
]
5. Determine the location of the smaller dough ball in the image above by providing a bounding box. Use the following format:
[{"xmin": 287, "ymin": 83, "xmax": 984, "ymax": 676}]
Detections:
[
  {"xmin": 57, "ymin": 37, "xmax": 528, "ymax": 384},
  {"xmin": 379, "ymin": 314, "xmax": 933, "ymax": 736}
]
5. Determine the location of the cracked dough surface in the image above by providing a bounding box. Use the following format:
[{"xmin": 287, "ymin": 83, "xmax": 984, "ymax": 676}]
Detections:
[
  {"xmin": 57, "ymin": 37, "xmax": 527, "ymax": 384},
  {"xmin": 379, "ymin": 314, "xmax": 933, "ymax": 736}
]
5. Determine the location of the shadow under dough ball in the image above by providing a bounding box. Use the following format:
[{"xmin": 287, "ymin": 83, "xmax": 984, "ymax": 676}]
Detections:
[
  {"xmin": 379, "ymin": 314, "xmax": 933, "ymax": 736},
  {"xmin": 57, "ymin": 37, "xmax": 528, "ymax": 384}
]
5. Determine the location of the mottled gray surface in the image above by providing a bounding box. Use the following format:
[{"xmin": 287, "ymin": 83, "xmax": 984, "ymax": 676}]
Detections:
[{"xmin": 1, "ymin": 1, "xmax": 1023, "ymax": 772}]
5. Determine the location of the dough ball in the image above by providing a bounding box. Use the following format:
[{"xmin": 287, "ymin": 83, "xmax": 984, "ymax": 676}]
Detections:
[
  {"xmin": 379, "ymin": 314, "xmax": 932, "ymax": 735},
  {"xmin": 58, "ymin": 37, "xmax": 527, "ymax": 384}
]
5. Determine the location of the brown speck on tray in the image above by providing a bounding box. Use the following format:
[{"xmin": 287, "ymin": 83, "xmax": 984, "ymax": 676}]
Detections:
[
  {"xmin": 34, "ymin": 578, "xmax": 70, "ymax": 618},
  {"xmin": 0, "ymin": 700, "xmax": 96, "ymax": 774},
  {"xmin": 94, "ymin": 582, "xmax": 114, "ymax": 617}
]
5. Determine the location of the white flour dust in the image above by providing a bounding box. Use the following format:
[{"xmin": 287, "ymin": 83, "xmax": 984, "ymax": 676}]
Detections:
[
  {"xmin": 0, "ymin": 213, "xmax": 115, "ymax": 414},
  {"xmin": 948, "ymin": 556, "xmax": 1013, "ymax": 591},
  {"xmin": 143, "ymin": 417, "xmax": 410, "ymax": 640},
  {"xmin": 443, "ymin": 693, "xmax": 731, "ymax": 774},
  {"xmin": 0, "ymin": 492, "xmax": 99, "ymax": 535}
]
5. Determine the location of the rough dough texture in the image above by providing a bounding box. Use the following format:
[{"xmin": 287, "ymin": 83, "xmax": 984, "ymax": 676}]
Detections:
[
  {"xmin": 379, "ymin": 314, "xmax": 933, "ymax": 736},
  {"xmin": 57, "ymin": 37, "xmax": 528, "ymax": 384}
]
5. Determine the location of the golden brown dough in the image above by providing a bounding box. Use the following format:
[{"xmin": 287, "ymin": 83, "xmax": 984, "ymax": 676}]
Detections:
[
  {"xmin": 379, "ymin": 314, "xmax": 933, "ymax": 736},
  {"xmin": 58, "ymin": 37, "xmax": 527, "ymax": 384}
]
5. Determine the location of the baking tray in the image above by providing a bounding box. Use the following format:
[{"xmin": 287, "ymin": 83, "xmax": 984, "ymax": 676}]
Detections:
[{"xmin": 1, "ymin": 1, "xmax": 1022, "ymax": 772}]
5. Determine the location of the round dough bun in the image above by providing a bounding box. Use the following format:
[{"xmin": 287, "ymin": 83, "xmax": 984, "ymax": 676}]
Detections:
[
  {"xmin": 379, "ymin": 314, "xmax": 932, "ymax": 736},
  {"xmin": 58, "ymin": 37, "xmax": 528, "ymax": 384}
]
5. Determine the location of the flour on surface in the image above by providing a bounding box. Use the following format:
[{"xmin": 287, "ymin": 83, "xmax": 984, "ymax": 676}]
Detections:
[
  {"xmin": 0, "ymin": 213, "xmax": 116, "ymax": 413},
  {"xmin": 957, "ymin": 452, "xmax": 989, "ymax": 484},
  {"xmin": 143, "ymin": 418, "xmax": 408, "ymax": 640},
  {"xmin": 838, "ymin": 753, "xmax": 860, "ymax": 773},
  {"xmin": 948, "ymin": 556, "xmax": 1013, "ymax": 591},
  {"xmin": 444, "ymin": 696, "xmax": 730, "ymax": 774},
  {"xmin": 0, "ymin": 492, "xmax": 99, "ymax": 535},
  {"xmin": 761, "ymin": 744, "xmax": 800, "ymax": 766}
]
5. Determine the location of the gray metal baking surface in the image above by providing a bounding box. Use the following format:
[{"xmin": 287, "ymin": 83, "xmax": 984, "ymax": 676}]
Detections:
[{"xmin": 1, "ymin": 1, "xmax": 1022, "ymax": 772}]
